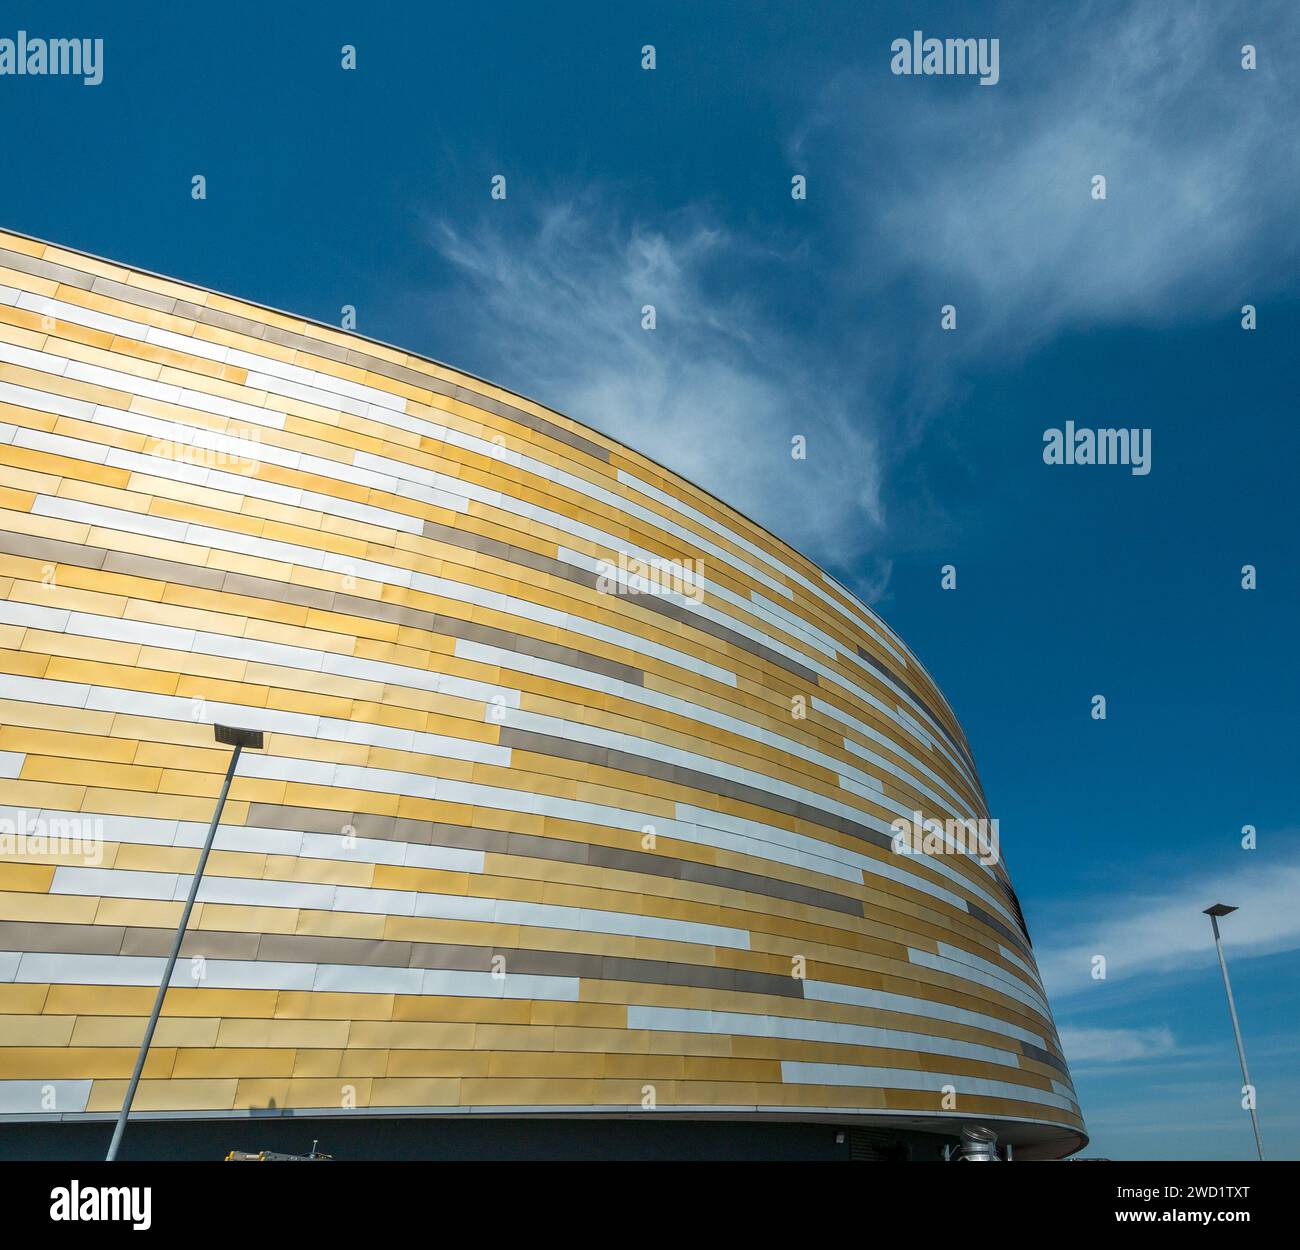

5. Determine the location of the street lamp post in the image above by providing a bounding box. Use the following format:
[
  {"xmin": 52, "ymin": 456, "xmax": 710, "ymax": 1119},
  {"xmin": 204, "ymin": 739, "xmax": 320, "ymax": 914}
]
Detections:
[
  {"xmin": 1203, "ymin": 903, "xmax": 1265, "ymax": 1161},
  {"xmin": 105, "ymin": 724, "xmax": 264, "ymax": 1162}
]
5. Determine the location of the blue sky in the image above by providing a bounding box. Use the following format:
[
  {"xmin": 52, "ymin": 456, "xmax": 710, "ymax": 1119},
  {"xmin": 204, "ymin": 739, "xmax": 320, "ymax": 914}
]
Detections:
[{"xmin": 3, "ymin": 1, "xmax": 1297, "ymax": 1158}]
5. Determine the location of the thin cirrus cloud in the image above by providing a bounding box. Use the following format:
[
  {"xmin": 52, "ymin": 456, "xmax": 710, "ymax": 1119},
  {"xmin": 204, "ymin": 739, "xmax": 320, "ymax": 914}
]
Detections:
[
  {"xmin": 419, "ymin": 203, "xmax": 888, "ymax": 586},
  {"xmin": 412, "ymin": 3, "xmax": 1299, "ymax": 589},
  {"xmin": 1035, "ymin": 838, "xmax": 1300, "ymax": 1000},
  {"xmin": 1057, "ymin": 1026, "xmax": 1178, "ymax": 1064},
  {"xmin": 802, "ymin": 0, "xmax": 1300, "ymax": 350}
]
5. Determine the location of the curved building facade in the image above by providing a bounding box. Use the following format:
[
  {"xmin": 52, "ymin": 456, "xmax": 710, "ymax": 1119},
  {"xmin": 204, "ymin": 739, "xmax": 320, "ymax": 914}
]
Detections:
[{"xmin": 0, "ymin": 227, "xmax": 1085, "ymax": 1159}]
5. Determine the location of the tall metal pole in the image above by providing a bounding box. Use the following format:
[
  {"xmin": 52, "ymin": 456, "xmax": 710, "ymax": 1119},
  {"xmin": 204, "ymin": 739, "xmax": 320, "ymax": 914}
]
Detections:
[
  {"xmin": 105, "ymin": 742, "xmax": 243, "ymax": 1161},
  {"xmin": 1207, "ymin": 910, "xmax": 1265, "ymax": 1161}
]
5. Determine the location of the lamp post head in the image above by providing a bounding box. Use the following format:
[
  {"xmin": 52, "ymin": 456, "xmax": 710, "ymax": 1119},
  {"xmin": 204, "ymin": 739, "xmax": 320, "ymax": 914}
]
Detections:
[
  {"xmin": 214, "ymin": 724, "xmax": 264, "ymax": 750},
  {"xmin": 1204, "ymin": 903, "xmax": 1238, "ymax": 919}
]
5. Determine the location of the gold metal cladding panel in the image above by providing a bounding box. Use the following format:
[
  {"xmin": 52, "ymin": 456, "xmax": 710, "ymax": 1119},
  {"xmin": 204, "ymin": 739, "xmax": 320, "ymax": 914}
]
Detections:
[{"xmin": 0, "ymin": 228, "xmax": 1083, "ymax": 1153}]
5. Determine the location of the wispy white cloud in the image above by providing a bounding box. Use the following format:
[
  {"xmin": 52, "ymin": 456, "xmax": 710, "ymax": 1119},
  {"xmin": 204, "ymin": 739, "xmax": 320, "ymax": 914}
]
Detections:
[
  {"xmin": 410, "ymin": 2, "xmax": 1299, "ymax": 584},
  {"xmin": 421, "ymin": 200, "xmax": 886, "ymax": 580},
  {"xmin": 802, "ymin": 0, "xmax": 1300, "ymax": 348},
  {"xmin": 1036, "ymin": 836, "xmax": 1300, "ymax": 999},
  {"xmin": 1059, "ymin": 1025, "xmax": 1177, "ymax": 1064}
]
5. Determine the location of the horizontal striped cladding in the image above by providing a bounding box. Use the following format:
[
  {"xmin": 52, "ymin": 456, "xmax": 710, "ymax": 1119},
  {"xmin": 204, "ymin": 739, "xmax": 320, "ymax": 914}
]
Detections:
[
  {"xmin": 0, "ymin": 228, "xmax": 1082, "ymax": 1151},
  {"xmin": 0, "ymin": 298, "xmax": 967, "ymax": 774}
]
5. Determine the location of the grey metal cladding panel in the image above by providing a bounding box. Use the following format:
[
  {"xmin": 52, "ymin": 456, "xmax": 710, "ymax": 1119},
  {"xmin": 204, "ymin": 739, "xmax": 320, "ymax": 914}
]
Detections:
[
  {"xmin": 89, "ymin": 277, "xmax": 176, "ymax": 314},
  {"xmin": 429, "ymin": 820, "xmax": 510, "ymax": 853},
  {"xmin": 257, "ymin": 323, "xmax": 312, "ymax": 352},
  {"xmin": 104, "ymin": 551, "xmax": 227, "ymax": 591},
  {"xmin": 405, "ymin": 943, "xmax": 496, "ymax": 972},
  {"xmin": 346, "ymin": 811, "xmax": 400, "ymax": 840},
  {"xmin": 179, "ymin": 930, "xmax": 264, "ymax": 960},
  {"xmin": 593, "ymin": 844, "xmax": 682, "ymax": 881},
  {"xmin": 1020, "ymin": 1040, "xmax": 1070, "ymax": 1075},
  {"xmin": 966, "ymin": 900, "xmax": 1032, "ymax": 956},
  {"xmin": 0, "ymin": 920, "xmax": 124, "ymax": 955},
  {"xmin": 598, "ymin": 955, "xmax": 669, "ymax": 986},
  {"xmin": 449, "ymin": 384, "xmax": 611, "ymax": 463},
  {"xmin": 0, "ymin": 531, "xmax": 107, "ymax": 570},
  {"xmin": 422, "ymin": 519, "xmax": 512, "ymax": 564},
  {"xmin": 221, "ymin": 571, "xmax": 336, "ymax": 611},
  {"xmin": 345, "ymin": 348, "xmax": 398, "ymax": 374},
  {"xmin": 0, "ymin": 248, "xmax": 96, "ymax": 290},
  {"xmin": 505, "ymin": 830, "xmax": 589, "ymax": 865},
  {"xmin": 198, "ymin": 307, "xmax": 265, "ymax": 338},
  {"xmin": 264, "ymin": 323, "xmax": 354, "ymax": 365},
  {"xmin": 498, "ymin": 948, "xmax": 601, "ymax": 978},
  {"xmin": 455, "ymin": 620, "xmax": 644, "ymax": 686},
  {"xmin": 733, "ymin": 968, "xmax": 804, "ymax": 997},
  {"xmin": 511, "ymin": 546, "xmax": 602, "ymax": 589},
  {"xmin": 370, "ymin": 359, "xmax": 457, "ymax": 398},
  {"xmin": 331, "ymin": 591, "xmax": 412, "ymax": 626},
  {"xmin": 605, "ymin": 953, "xmax": 781, "ymax": 995},
  {"xmin": 678, "ymin": 962, "xmax": 738, "ymax": 992},
  {"xmin": 118, "ymin": 927, "xmax": 261, "ymax": 960},
  {"xmin": 256, "ymin": 933, "xmax": 413, "ymax": 969},
  {"xmin": 245, "ymin": 802, "xmax": 354, "ymax": 837},
  {"xmin": 607, "ymin": 957, "xmax": 800, "ymax": 999},
  {"xmin": 498, "ymin": 727, "xmax": 608, "ymax": 769},
  {"xmin": 674, "ymin": 857, "xmax": 863, "ymax": 918}
]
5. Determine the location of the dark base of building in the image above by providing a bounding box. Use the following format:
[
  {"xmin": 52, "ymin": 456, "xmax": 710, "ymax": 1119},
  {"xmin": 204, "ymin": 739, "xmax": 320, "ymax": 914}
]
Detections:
[{"xmin": 1, "ymin": 1116, "xmax": 983, "ymax": 1162}]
